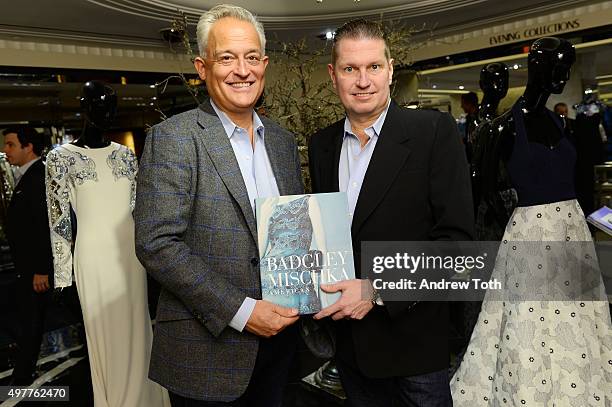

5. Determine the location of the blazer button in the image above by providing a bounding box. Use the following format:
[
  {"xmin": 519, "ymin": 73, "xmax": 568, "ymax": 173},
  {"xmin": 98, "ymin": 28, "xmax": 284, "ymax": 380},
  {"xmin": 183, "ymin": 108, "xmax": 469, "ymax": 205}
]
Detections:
[{"xmin": 250, "ymin": 257, "xmax": 259, "ymax": 266}]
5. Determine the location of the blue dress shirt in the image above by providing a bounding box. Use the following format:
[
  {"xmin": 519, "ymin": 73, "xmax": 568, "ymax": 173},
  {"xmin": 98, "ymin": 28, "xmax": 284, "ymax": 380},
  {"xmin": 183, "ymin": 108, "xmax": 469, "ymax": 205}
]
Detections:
[
  {"xmin": 210, "ymin": 99, "xmax": 280, "ymax": 332},
  {"xmin": 339, "ymin": 101, "xmax": 390, "ymax": 220}
]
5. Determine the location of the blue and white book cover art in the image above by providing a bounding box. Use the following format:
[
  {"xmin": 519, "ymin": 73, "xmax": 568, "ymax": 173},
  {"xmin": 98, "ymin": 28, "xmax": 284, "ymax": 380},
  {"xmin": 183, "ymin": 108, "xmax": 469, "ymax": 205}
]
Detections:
[
  {"xmin": 587, "ymin": 206, "xmax": 612, "ymax": 236},
  {"xmin": 255, "ymin": 192, "xmax": 355, "ymax": 315}
]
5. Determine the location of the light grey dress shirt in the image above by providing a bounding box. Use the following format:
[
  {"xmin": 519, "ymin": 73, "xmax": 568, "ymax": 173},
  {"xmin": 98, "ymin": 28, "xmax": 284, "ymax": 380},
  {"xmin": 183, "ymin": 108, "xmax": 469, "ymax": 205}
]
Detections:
[
  {"xmin": 210, "ymin": 99, "xmax": 280, "ymax": 332},
  {"xmin": 339, "ymin": 101, "xmax": 390, "ymax": 220},
  {"xmin": 14, "ymin": 157, "xmax": 41, "ymax": 185}
]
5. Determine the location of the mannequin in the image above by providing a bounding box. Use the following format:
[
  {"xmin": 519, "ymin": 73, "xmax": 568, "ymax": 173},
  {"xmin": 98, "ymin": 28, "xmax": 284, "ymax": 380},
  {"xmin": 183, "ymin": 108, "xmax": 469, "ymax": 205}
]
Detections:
[
  {"xmin": 477, "ymin": 38, "xmax": 575, "ymax": 232},
  {"xmin": 471, "ymin": 62, "xmax": 513, "ymax": 240},
  {"xmin": 452, "ymin": 63, "xmax": 510, "ymax": 372},
  {"xmin": 73, "ymin": 81, "xmax": 116, "ymax": 148},
  {"xmin": 511, "ymin": 37, "xmax": 573, "ymax": 148},
  {"xmin": 452, "ymin": 37, "xmax": 612, "ymax": 406},
  {"xmin": 478, "ymin": 62, "xmax": 508, "ymax": 122},
  {"xmin": 452, "ymin": 62, "xmax": 510, "ymax": 373},
  {"xmin": 46, "ymin": 81, "xmax": 170, "ymax": 406}
]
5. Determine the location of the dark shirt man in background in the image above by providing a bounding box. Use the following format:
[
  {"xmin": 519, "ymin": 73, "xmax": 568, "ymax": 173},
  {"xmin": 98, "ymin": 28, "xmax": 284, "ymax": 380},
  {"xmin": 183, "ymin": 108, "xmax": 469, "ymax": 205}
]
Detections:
[
  {"xmin": 3, "ymin": 126, "xmax": 53, "ymax": 385},
  {"xmin": 554, "ymin": 102, "xmax": 575, "ymax": 135}
]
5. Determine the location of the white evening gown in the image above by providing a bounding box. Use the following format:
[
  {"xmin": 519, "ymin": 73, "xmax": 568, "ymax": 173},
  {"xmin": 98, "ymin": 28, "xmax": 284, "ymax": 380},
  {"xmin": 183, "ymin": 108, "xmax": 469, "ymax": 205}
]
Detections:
[{"xmin": 46, "ymin": 142, "xmax": 170, "ymax": 407}]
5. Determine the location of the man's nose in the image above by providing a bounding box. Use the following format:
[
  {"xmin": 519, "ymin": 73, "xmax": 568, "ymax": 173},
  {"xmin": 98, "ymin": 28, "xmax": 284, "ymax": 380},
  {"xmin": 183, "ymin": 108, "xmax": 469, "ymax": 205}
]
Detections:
[
  {"xmin": 233, "ymin": 57, "xmax": 249, "ymax": 77},
  {"xmin": 356, "ymin": 69, "xmax": 371, "ymax": 88}
]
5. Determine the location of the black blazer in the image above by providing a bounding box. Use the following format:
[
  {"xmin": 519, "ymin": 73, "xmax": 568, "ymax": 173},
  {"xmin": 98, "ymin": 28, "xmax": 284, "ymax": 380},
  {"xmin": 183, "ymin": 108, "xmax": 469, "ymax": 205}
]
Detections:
[
  {"xmin": 6, "ymin": 159, "xmax": 54, "ymax": 286},
  {"xmin": 309, "ymin": 102, "xmax": 474, "ymax": 377}
]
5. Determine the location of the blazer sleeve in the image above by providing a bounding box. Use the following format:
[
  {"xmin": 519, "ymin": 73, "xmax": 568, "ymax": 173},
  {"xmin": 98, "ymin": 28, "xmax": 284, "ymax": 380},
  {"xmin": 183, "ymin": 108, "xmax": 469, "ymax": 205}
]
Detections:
[
  {"xmin": 134, "ymin": 124, "xmax": 246, "ymax": 337},
  {"xmin": 308, "ymin": 134, "xmax": 320, "ymax": 193},
  {"xmin": 46, "ymin": 150, "xmax": 75, "ymax": 288},
  {"xmin": 428, "ymin": 112, "xmax": 475, "ymax": 241}
]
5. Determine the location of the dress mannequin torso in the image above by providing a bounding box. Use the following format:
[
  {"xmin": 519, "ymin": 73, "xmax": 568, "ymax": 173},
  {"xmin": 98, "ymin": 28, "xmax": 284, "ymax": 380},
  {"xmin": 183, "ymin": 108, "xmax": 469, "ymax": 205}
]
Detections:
[{"xmin": 46, "ymin": 81, "xmax": 170, "ymax": 406}]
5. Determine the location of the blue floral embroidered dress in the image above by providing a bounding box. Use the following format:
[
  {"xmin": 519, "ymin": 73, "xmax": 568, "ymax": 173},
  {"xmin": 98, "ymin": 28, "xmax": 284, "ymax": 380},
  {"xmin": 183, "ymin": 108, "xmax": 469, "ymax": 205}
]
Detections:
[{"xmin": 260, "ymin": 196, "xmax": 320, "ymax": 314}]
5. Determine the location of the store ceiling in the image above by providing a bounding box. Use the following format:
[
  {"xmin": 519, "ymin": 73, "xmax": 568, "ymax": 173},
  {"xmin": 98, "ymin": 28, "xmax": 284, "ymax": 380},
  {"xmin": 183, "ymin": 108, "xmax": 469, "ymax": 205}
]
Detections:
[
  {"xmin": 0, "ymin": 0, "xmax": 594, "ymax": 47},
  {"xmin": 0, "ymin": 0, "xmax": 609, "ymax": 126}
]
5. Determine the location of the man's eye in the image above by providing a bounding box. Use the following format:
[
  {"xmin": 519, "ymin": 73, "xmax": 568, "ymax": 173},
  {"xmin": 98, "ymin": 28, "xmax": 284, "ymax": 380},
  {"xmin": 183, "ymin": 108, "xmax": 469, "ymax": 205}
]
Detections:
[
  {"xmin": 371, "ymin": 64, "xmax": 379, "ymax": 70},
  {"xmin": 344, "ymin": 67, "xmax": 353, "ymax": 73}
]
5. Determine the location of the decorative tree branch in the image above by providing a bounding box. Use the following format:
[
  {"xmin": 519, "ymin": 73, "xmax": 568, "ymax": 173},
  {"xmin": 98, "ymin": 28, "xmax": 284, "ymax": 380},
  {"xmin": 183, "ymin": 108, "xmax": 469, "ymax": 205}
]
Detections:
[{"xmin": 155, "ymin": 13, "xmax": 431, "ymax": 187}]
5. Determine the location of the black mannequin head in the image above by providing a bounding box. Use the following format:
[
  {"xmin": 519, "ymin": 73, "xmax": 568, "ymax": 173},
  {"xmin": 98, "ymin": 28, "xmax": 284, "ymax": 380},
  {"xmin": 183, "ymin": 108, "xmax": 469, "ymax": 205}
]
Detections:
[
  {"xmin": 80, "ymin": 81, "xmax": 117, "ymax": 131},
  {"xmin": 479, "ymin": 62, "xmax": 509, "ymax": 100},
  {"xmin": 527, "ymin": 37, "xmax": 575, "ymax": 95}
]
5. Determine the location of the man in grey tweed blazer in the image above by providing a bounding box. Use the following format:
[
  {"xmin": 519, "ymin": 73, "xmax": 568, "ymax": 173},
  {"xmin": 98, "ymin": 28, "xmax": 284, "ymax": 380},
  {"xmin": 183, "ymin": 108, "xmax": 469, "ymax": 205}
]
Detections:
[{"xmin": 134, "ymin": 5, "xmax": 303, "ymax": 406}]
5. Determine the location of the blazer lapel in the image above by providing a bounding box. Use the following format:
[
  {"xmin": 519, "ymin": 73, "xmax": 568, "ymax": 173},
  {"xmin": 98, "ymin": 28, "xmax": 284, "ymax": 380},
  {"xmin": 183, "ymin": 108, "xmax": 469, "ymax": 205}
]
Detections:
[
  {"xmin": 320, "ymin": 121, "xmax": 344, "ymax": 192},
  {"xmin": 264, "ymin": 128, "xmax": 289, "ymax": 195},
  {"xmin": 351, "ymin": 102, "xmax": 411, "ymax": 236},
  {"xmin": 197, "ymin": 100, "xmax": 257, "ymax": 242},
  {"xmin": 10, "ymin": 159, "xmax": 40, "ymax": 206}
]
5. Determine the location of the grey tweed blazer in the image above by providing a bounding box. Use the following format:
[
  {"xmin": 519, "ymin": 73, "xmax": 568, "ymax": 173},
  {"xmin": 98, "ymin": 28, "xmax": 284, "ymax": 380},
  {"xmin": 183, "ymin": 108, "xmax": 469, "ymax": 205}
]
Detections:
[{"xmin": 134, "ymin": 99, "xmax": 303, "ymax": 401}]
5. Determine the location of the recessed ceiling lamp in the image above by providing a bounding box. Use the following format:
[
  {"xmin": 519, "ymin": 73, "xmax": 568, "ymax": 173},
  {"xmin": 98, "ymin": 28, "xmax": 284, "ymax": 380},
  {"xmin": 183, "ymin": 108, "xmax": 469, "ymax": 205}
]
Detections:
[
  {"xmin": 458, "ymin": 85, "xmax": 465, "ymax": 90},
  {"xmin": 325, "ymin": 31, "xmax": 334, "ymax": 40},
  {"xmin": 160, "ymin": 27, "xmax": 184, "ymax": 43}
]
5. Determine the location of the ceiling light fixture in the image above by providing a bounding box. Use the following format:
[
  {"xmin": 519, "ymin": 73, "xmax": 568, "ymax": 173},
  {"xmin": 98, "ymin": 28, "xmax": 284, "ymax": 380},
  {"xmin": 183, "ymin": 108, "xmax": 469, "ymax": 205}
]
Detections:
[{"xmin": 418, "ymin": 89, "xmax": 470, "ymax": 95}]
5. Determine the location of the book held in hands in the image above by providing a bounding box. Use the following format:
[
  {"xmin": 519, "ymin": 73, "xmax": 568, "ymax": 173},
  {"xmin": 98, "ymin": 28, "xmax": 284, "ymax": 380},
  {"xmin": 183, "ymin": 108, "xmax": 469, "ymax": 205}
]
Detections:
[{"xmin": 255, "ymin": 192, "xmax": 355, "ymax": 315}]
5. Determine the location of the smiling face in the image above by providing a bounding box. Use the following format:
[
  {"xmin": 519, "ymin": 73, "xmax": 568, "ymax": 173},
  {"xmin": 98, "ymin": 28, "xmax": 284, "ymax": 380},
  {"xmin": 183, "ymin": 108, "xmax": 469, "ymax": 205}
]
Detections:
[
  {"xmin": 329, "ymin": 37, "xmax": 393, "ymax": 124},
  {"xmin": 194, "ymin": 17, "xmax": 268, "ymax": 120}
]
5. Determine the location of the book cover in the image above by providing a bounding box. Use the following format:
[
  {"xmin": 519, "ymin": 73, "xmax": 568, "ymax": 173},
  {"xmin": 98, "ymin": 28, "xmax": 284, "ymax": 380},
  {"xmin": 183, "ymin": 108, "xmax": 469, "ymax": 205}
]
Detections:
[
  {"xmin": 255, "ymin": 192, "xmax": 355, "ymax": 315},
  {"xmin": 587, "ymin": 206, "xmax": 612, "ymax": 236}
]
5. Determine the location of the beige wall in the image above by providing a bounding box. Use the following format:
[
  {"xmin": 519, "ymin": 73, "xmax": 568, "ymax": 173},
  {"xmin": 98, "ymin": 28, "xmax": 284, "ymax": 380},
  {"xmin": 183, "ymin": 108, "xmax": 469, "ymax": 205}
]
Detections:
[{"xmin": 0, "ymin": 37, "xmax": 194, "ymax": 73}]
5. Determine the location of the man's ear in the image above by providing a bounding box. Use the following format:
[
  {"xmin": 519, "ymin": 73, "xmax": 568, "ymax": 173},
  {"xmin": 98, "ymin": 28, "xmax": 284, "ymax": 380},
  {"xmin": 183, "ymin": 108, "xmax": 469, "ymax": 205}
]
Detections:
[
  {"xmin": 327, "ymin": 64, "xmax": 337, "ymax": 91},
  {"xmin": 388, "ymin": 58, "xmax": 394, "ymax": 85},
  {"xmin": 22, "ymin": 142, "xmax": 34, "ymax": 154},
  {"xmin": 194, "ymin": 56, "xmax": 207, "ymax": 81}
]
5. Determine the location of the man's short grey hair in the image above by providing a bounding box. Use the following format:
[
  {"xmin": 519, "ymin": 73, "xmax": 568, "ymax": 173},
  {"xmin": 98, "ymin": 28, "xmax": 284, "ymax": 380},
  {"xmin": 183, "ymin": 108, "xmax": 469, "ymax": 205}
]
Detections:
[{"xmin": 196, "ymin": 4, "xmax": 266, "ymax": 57}]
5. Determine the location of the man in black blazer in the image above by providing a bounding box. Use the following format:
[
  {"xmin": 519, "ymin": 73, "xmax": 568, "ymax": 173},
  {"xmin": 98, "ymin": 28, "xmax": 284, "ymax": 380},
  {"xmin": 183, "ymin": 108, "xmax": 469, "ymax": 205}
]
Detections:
[
  {"xmin": 3, "ymin": 126, "xmax": 53, "ymax": 385},
  {"xmin": 309, "ymin": 20, "xmax": 474, "ymax": 406}
]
